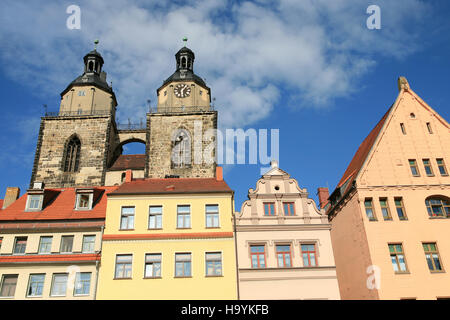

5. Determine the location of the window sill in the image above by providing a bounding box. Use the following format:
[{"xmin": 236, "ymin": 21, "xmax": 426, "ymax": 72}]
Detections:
[
  {"xmin": 50, "ymin": 295, "xmax": 67, "ymax": 298},
  {"xmin": 143, "ymin": 276, "xmax": 162, "ymax": 279},
  {"xmin": 174, "ymin": 276, "xmax": 192, "ymax": 278},
  {"xmin": 429, "ymin": 216, "xmax": 448, "ymax": 220},
  {"xmin": 113, "ymin": 277, "xmax": 132, "ymax": 280},
  {"xmin": 430, "ymin": 270, "xmax": 445, "ymax": 274},
  {"xmin": 205, "ymin": 275, "xmax": 223, "ymax": 277},
  {"xmin": 119, "ymin": 229, "xmax": 135, "ymax": 231},
  {"xmin": 205, "ymin": 227, "xmax": 221, "ymax": 229},
  {"xmin": 26, "ymin": 295, "xmax": 43, "ymax": 298},
  {"xmin": 395, "ymin": 271, "xmax": 410, "ymax": 275},
  {"xmin": 147, "ymin": 228, "xmax": 163, "ymax": 231},
  {"xmin": 73, "ymin": 294, "xmax": 90, "ymax": 297},
  {"xmin": 176, "ymin": 227, "xmax": 192, "ymax": 230}
]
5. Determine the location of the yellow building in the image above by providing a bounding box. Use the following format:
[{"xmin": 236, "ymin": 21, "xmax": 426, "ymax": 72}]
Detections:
[
  {"xmin": 96, "ymin": 169, "xmax": 238, "ymax": 300},
  {"xmin": 326, "ymin": 77, "xmax": 450, "ymax": 300}
]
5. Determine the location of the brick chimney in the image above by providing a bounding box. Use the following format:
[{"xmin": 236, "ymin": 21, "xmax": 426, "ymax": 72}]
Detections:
[
  {"xmin": 2, "ymin": 187, "xmax": 20, "ymax": 209},
  {"xmin": 216, "ymin": 166, "xmax": 223, "ymax": 181},
  {"xmin": 317, "ymin": 187, "xmax": 330, "ymax": 209},
  {"xmin": 125, "ymin": 170, "xmax": 133, "ymax": 183}
]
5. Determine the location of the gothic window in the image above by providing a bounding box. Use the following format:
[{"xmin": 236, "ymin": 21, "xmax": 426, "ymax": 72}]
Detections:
[
  {"xmin": 171, "ymin": 129, "xmax": 191, "ymax": 168},
  {"xmin": 64, "ymin": 136, "xmax": 81, "ymax": 172}
]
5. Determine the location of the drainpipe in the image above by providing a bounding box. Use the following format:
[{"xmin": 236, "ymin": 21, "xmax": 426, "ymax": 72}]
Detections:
[
  {"xmin": 93, "ymin": 224, "xmax": 105, "ymax": 300},
  {"xmin": 232, "ymin": 192, "xmax": 240, "ymax": 300}
]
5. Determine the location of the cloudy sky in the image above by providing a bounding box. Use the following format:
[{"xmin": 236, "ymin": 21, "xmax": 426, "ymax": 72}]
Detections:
[{"xmin": 0, "ymin": 0, "xmax": 449, "ymax": 208}]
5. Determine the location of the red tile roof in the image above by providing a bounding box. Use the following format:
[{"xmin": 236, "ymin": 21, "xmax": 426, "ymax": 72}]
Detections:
[
  {"xmin": 336, "ymin": 106, "xmax": 393, "ymax": 193},
  {"xmin": 0, "ymin": 200, "xmax": 3, "ymax": 209},
  {"xmin": 0, "ymin": 186, "xmax": 117, "ymax": 221},
  {"xmin": 109, "ymin": 178, "xmax": 232, "ymax": 195},
  {"xmin": 109, "ymin": 154, "xmax": 146, "ymax": 171}
]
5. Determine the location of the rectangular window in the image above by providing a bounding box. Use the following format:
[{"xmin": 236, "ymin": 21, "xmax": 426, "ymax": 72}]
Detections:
[
  {"xmin": 276, "ymin": 245, "xmax": 292, "ymax": 268},
  {"xmin": 60, "ymin": 236, "xmax": 74, "ymax": 253},
  {"xmin": 0, "ymin": 275, "xmax": 18, "ymax": 298},
  {"xmin": 389, "ymin": 244, "xmax": 408, "ymax": 273},
  {"xmin": 76, "ymin": 194, "xmax": 91, "ymax": 210},
  {"xmin": 379, "ymin": 198, "xmax": 392, "ymax": 221},
  {"xmin": 301, "ymin": 244, "xmax": 317, "ymax": 267},
  {"xmin": 423, "ymin": 243, "xmax": 443, "ymax": 272},
  {"xmin": 27, "ymin": 195, "xmax": 42, "ymax": 210},
  {"xmin": 145, "ymin": 254, "xmax": 162, "ymax": 278},
  {"xmin": 364, "ymin": 198, "xmax": 376, "ymax": 221},
  {"xmin": 426, "ymin": 122, "xmax": 433, "ymax": 134},
  {"xmin": 51, "ymin": 274, "xmax": 68, "ymax": 297},
  {"xmin": 82, "ymin": 235, "xmax": 96, "ymax": 253},
  {"xmin": 423, "ymin": 159, "xmax": 434, "ymax": 176},
  {"xmin": 205, "ymin": 252, "xmax": 222, "ymax": 276},
  {"xmin": 283, "ymin": 202, "xmax": 295, "ymax": 216},
  {"xmin": 264, "ymin": 202, "xmax": 276, "ymax": 216},
  {"xmin": 409, "ymin": 159, "xmax": 420, "ymax": 176},
  {"xmin": 437, "ymin": 159, "xmax": 448, "ymax": 176},
  {"xmin": 13, "ymin": 237, "xmax": 27, "ymax": 254},
  {"xmin": 74, "ymin": 272, "xmax": 91, "ymax": 296},
  {"xmin": 205, "ymin": 205, "xmax": 219, "ymax": 228},
  {"xmin": 395, "ymin": 197, "xmax": 407, "ymax": 220},
  {"xmin": 120, "ymin": 207, "xmax": 135, "ymax": 230},
  {"xmin": 38, "ymin": 236, "xmax": 52, "ymax": 254},
  {"xmin": 250, "ymin": 245, "xmax": 266, "ymax": 268},
  {"xmin": 27, "ymin": 274, "xmax": 45, "ymax": 297},
  {"xmin": 148, "ymin": 206, "xmax": 162, "ymax": 229},
  {"xmin": 115, "ymin": 254, "xmax": 132, "ymax": 279},
  {"xmin": 400, "ymin": 123, "xmax": 406, "ymax": 135},
  {"xmin": 175, "ymin": 253, "xmax": 192, "ymax": 277},
  {"xmin": 177, "ymin": 205, "xmax": 191, "ymax": 229}
]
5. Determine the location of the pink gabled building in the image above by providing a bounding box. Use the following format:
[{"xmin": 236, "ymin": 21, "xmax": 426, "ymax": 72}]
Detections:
[{"xmin": 234, "ymin": 161, "xmax": 340, "ymax": 300}]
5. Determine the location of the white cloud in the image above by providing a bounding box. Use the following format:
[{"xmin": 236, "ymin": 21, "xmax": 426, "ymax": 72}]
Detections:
[{"xmin": 0, "ymin": 0, "xmax": 431, "ymax": 128}]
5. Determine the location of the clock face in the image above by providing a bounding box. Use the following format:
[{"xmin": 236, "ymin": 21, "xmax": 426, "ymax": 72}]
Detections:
[{"xmin": 174, "ymin": 83, "xmax": 191, "ymax": 98}]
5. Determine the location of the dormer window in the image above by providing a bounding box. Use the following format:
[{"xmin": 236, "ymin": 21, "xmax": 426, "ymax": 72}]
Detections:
[
  {"xmin": 25, "ymin": 190, "xmax": 44, "ymax": 212},
  {"xmin": 75, "ymin": 189, "xmax": 94, "ymax": 210}
]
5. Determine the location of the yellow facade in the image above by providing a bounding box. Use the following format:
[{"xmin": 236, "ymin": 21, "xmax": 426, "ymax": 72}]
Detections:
[{"xmin": 97, "ymin": 193, "xmax": 238, "ymax": 300}]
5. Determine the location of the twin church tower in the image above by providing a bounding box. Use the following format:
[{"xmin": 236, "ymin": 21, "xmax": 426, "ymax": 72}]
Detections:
[{"xmin": 30, "ymin": 41, "xmax": 217, "ymax": 188}]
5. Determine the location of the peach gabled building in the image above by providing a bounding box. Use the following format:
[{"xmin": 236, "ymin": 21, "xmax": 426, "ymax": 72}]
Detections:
[
  {"xmin": 235, "ymin": 161, "xmax": 340, "ymax": 300},
  {"xmin": 326, "ymin": 77, "xmax": 450, "ymax": 300}
]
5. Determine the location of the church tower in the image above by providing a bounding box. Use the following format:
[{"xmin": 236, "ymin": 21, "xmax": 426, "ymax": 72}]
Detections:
[
  {"xmin": 30, "ymin": 42, "xmax": 119, "ymax": 188},
  {"xmin": 146, "ymin": 41, "xmax": 218, "ymax": 178}
]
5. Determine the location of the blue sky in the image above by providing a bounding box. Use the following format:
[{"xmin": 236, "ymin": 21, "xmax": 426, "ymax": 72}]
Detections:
[{"xmin": 0, "ymin": 0, "xmax": 449, "ymax": 210}]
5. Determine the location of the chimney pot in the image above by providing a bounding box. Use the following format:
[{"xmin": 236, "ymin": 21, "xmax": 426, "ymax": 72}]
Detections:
[{"xmin": 125, "ymin": 170, "xmax": 133, "ymax": 183}]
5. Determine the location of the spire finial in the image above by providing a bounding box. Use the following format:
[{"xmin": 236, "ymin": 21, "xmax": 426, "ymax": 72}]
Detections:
[
  {"xmin": 182, "ymin": 37, "xmax": 188, "ymax": 47},
  {"xmin": 94, "ymin": 39, "xmax": 99, "ymax": 50}
]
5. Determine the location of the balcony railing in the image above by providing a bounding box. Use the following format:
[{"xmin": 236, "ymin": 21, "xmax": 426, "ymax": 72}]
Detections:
[
  {"xmin": 44, "ymin": 110, "xmax": 112, "ymax": 117},
  {"xmin": 149, "ymin": 105, "xmax": 214, "ymax": 114}
]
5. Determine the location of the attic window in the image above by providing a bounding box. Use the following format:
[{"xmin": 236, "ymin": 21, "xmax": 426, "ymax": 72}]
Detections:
[
  {"xmin": 75, "ymin": 189, "xmax": 94, "ymax": 210},
  {"xmin": 26, "ymin": 194, "xmax": 43, "ymax": 211},
  {"xmin": 410, "ymin": 113, "xmax": 416, "ymax": 119}
]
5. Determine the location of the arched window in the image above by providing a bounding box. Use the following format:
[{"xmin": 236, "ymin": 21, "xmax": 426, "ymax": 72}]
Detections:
[
  {"xmin": 88, "ymin": 61, "xmax": 94, "ymax": 72},
  {"xmin": 181, "ymin": 57, "xmax": 187, "ymax": 69},
  {"xmin": 64, "ymin": 136, "xmax": 81, "ymax": 172},
  {"xmin": 425, "ymin": 196, "xmax": 450, "ymax": 218},
  {"xmin": 171, "ymin": 129, "xmax": 191, "ymax": 168}
]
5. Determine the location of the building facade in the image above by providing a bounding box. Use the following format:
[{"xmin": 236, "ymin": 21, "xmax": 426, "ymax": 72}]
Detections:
[
  {"xmin": 0, "ymin": 184, "xmax": 116, "ymax": 300},
  {"xmin": 96, "ymin": 169, "xmax": 237, "ymax": 300},
  {"xmin": 235, "ymin": 161, "xmax": 340, "ymax": 300},
  {"xmin": 326, "ymin": 77, "xmax": 450, "ymax": 300}
]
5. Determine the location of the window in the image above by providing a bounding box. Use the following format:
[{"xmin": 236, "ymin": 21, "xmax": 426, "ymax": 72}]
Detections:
[
  {"xmin": 301, "ymin": 244, "xmax": 317, "ymax": 267},
  {"xmin": 120, "ymin": 207, "xmax": 135, "ymax": 230},
  {"xmin": 437, "ymin": 159, "xmax": 448, "ymax": 176},
  {"xmin": 425, "ymin": 197, "xmax": 450, "ymax": 218},
  {"xmin": 82, "ymin": 235, "xmax": 96, "ymax": 253},
  {"xmin": 148, "ymin": 206, "xmax": 162, "ymax": 229},
  {"xmin": 64, "ymin": 136, "xmax": 81, "ymax": 172},
  {"xmin": 205, "ymin": 205, "xmax": 219, "ymax": 228},
  {"xmin": 177, "ymin": 205, "xmax": 191, "ymax": 229},
  {"xmin": 175, "ymin": 253, "xmax": 192, "ymax": 277},
  {"xmin": 395, "ymin": 197, "xmax": 407, "ymax": 220},
  {"xmin": 283, "ymin": 202, "xmax": 295, "ymax": 216},
  {"xmin": 250, "ymin": 245, "xmax": 266, "ymax": 268},
  {"xmin": 389, "ymin": 244, "xmax": 408, "ymax": 273},
  {"xmin": 423, "ymin": 243, "xmax": 443, "ymax": 272},
  {"xmin": 379, "ymin": 198, "xmax": 392, "ymax": 221},
  {"xmin": 0, "ymin": 237, "xmax": 3, "ymax": 252},
  {"xmin": 115, "ymin": 254, "xmax": 132, "ymax": 279},
  {"xmin": 206, "ymin": 252, "xmax": 222, "ymax": 276},
  {"xmin": 27, "ymin": 274, "xmax": 45, "ymax": 297},
  {"xmin": 76, "ymin": 193, "xmax": 92, "ymax": 210},
  {"xmin": 74, "ymin": 272, "xmax": 91, "ymax": 296},
  {"xmin": 276, "ymin": 245, "xmax": 292, "ymax": 268},
  {"xmin": 171, "ymin": 129, "xmax": 191, "ymax": 168},
  {"xmin": 60, "ymin": 236, "xmax": 74, "ymax": 253},
  {"xmin": 0, "ymin": 275, "xmax": 18, "ymax": 298},
  {"xmin": 264, "ymin": 202, "xmax": 276, "ymax": 216},
  {"xmin": 409, "ymin": 159, "xmax": 420, "ymax": 176},
  {"xmin": 364, "ymin": 198, "xmax": 376, "ymax": 221},
  {"xmin": 423, "ymin": 159, "xmax": 434, "ymax": 176},
  {"xmin": 426, "ymin": 122, "xmax": 433, "ymax": 134},
  {"xmin": 51, "ymin": 274, "xmax": 68, "ymax": 297},
  {"xmin": 78, "ymin": 90, "xmax": 85, "ymax": 96},
  {"xmin": 145, "ymin": 254, "xmax": 162, "ymax": 278},
  {"xmin": 13, "ymin": 237, "xmax": 27, "ymax": 254},
  {"xmin": 400, "ymin": 123, "xmax": 406, "ymax": 135},
  {"xmin": 38, "ymin": 236, "xmax": 52, "ymax": 254},
  {"xmin": 410, "ymin": 113, "xmax": 416, "ymax": 119},
  {"xmin": 27, "ymin": 194, "xmax": 43, "ymax": 211}
]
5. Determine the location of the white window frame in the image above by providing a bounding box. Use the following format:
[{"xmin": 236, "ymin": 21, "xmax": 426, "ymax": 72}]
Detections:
[
  {"xmin": 73, "ymin": 272, "xmax": 92, "ymax": 296},
  {"xmin": 205, "ymin": 204, "xmax": 220, "ymax": 228},
  {"xmin": 50, "ymin": 273, "xmax": 68, "ymax": 297},
  {"xmin": 38, "ymin": 236, "xmax": 53, "ymax": 254},
  {"xmin": 75, "ymin": 192, "xmax": 93, "ymax": 210},
  {"xmin": 205, "ymin": 252, "xmax": 223, "ymax": 276},
  {"xmin": 25, "ymin": 194, "xmax": 43, "ymax": 211},
  {"xmin": 148, "ymin": 206, "xmax": 163, "ymax": 229},
  {"xmin": 82, "ymin": 235, "xmax": 96, "ymax": 253}
]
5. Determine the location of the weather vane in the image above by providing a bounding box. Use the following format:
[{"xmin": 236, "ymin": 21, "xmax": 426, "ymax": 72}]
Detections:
[
  {"xmin": 94, "ymin": 39, "xmax": 99, "ymax": 50},
  {"xmin": 183, "ymin": 37, "xmax": 188, "ymax": 46}
]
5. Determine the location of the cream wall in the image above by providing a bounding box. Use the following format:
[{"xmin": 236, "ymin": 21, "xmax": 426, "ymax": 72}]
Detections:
[
  {"xmin": 60, "ymin": 86, "xmax": 115, "ymax": 114},
  {"xmin": 157, "ymin": 81, "xmax": 210, "ymax": 110}
]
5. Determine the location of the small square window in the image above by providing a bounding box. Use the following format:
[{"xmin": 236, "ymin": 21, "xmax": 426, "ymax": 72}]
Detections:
[
  {"xmin": 27, "ymin": 194, "xmax": 43, "ymax": 211},
  {"xmin": 60, "ymin": 236, "xmax": 74, "ymax": 253},
  {"xmin": 76, "ymin": 193, "xmax": 92, "ymax": 210}
]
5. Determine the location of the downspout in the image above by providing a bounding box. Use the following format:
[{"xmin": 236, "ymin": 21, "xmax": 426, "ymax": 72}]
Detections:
[
  {"xmin": 93, "ymin": 224, "xmax": 105, "ymax": 300},
  {"xmin": 232, "ymin": 192, "xmax": 240, "ymax": 300}
]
